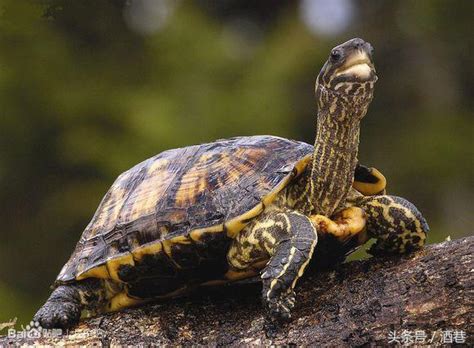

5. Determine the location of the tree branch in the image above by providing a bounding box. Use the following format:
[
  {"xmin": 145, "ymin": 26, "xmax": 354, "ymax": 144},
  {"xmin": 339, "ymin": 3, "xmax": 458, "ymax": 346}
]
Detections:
[{"xmin": 2, "ymin": 237, "xmax": 473, "ymax": 346}]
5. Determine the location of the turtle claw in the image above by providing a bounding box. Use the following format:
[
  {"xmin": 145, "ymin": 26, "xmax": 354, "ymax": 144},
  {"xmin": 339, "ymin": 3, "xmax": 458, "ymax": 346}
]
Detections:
[
  {"xmin": 263, "ymin": 291, "xmax": 296, "ymax": 338},
  {"xmin": 34, "ymin": 299, "xmax": 81, "ymax": 330},
  {"xmin": 265, "ymin": 290, "xmax": 296, "ymax": 322}
]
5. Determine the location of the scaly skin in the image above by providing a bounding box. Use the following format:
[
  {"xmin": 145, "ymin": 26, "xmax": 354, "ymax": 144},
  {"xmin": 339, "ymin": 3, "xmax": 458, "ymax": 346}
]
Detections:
[
  {"xmin": 357, "ymin": 195, "xmax": 429, "ymax": 254},
  {"xmin": 227, "ymin": 208, "xmax": 317, "ymax": 320}
]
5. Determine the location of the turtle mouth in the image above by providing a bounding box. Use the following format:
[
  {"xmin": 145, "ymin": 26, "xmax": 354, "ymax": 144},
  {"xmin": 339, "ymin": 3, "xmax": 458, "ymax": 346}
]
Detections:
[{"xmin": 335, "ymin": 51, "xmax": 375, "ymax": 81}]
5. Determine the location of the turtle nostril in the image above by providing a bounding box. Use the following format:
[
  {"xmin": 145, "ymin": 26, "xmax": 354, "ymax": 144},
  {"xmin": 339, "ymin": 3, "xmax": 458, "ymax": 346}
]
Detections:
[{"xmin": 352, "ymin": 38, "xmax": 365, "ymax": 49}]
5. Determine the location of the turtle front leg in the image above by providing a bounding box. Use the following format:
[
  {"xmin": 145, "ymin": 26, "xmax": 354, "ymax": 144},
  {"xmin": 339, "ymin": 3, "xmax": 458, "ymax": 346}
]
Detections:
[
  {"xmin": 357, "ymin": 195, "xmax": 429, "ymax": 255},
  {"xmin": 34, "ymin": 278, "xmax": 108, "ymax": 329},
  {"xmin": 227, "ymin": 210, "xmax": 318, "ymax": 322}
]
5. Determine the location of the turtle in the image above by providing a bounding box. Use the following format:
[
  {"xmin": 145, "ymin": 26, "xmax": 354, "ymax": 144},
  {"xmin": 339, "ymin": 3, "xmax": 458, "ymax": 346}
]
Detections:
[{"xmin": 34, "ymin": 38, "xmax": 429, "ymax": 329}]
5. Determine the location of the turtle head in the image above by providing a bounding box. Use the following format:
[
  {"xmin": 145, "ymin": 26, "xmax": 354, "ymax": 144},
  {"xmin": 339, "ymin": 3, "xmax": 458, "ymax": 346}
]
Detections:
[
  {"xmin": 315, "ymin": 38, "xmax": 377, "ymax": 119},
  {"xmin": 309, "ymin": 38, "xmax": 378, "ymax": 216}
]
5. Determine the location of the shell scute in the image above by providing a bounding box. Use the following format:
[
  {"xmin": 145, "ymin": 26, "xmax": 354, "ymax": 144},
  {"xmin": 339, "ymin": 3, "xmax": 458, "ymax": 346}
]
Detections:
[{"xmin": 57, "ymin": 135, "xmax": 313, "ymax": 283}]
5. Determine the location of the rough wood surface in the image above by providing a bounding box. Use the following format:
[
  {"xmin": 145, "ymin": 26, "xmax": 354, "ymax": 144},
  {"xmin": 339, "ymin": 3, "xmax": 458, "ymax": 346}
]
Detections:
[{"xmin": 1, "ymin": 236, "xmax": 473, "ymax": 346}]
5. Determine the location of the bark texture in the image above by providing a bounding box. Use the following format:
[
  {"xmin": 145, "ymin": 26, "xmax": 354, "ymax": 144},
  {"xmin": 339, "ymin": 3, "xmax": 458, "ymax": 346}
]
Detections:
[{"xmin": 1, "ymin": 236, "xmax": 473, "ymax": 346}]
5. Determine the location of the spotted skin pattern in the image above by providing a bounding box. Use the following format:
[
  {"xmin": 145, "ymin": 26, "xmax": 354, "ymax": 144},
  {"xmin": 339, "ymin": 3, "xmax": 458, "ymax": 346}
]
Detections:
[
  {"xmin": 227, "ymin": 208, "xmax": 318, "ymax": 320},
  {"xmin": 34, "ymin": 38, "xmax": 429, "ymax": 329},
  {"xmin": 357, "ymin": 195, "xmax": 428, "ymax": 255}
]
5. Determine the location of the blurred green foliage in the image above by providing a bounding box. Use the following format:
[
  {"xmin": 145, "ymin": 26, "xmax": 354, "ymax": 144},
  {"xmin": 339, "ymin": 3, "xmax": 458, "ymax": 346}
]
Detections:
[{"xmin": 0, "ymin": 0, "xmax": 472, "ymax": 326}]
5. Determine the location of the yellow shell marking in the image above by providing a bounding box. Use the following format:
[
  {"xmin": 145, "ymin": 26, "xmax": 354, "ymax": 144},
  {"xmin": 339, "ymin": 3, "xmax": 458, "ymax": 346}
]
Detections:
[
  {"xmin": 190, "ymin": 224, "xmax": 224, "ymax": 242},
  {"xmin": 161, "ymin": 235, "xmax": 193, "ymax": 268},
  {"xmin": 162, "ymin": 235, "xmax": 191, "ymax": 256},
  {"xmin": 131, "ymin": 241, "xmax": 163, "ymax": 262},
  {"xmin": 106, "ymin": 253, "xmax": 135, "ymax": 282},
  {"xmin": 77, "ymin": 264, "xmax": 109, "ymax": 281},
  {"xmin": 87, "ymin": 186, "xmax": 128, "ymax": 238},
  {"xmin": 225, "ymin": 203, "xmax": 264, "ymax": 238},
  {"xmin": 170, "ymin": 235, "xmax": 192, "ymax": 246},
  {"xmin": 127, "ymin": 158, "xmax": 172, "ymax": 221},
  {"xmin": 174, "ymin": 150, "xmax": 258, "ymax": 207}
]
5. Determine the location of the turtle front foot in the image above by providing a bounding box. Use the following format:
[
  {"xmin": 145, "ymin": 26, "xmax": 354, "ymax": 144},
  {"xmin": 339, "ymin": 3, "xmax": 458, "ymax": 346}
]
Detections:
[
  {"xmin": 33, "ymin": 285, "xmax": 82, "ymax": 329},
  {"xmin": 263, "ymin": 285, "xmax": 296, "ymax": 322},
  {"xmin": 359, "ymin": 195, "xmax": 429, "ymax": 255}
]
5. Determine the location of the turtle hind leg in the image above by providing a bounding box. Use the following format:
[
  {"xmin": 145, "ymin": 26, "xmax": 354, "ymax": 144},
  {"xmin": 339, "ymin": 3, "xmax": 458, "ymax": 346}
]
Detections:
[
  {"xmin": 34, "ymin": 284, "xmax": 83, "ymax": 329},
  {"xmin": 34, "ymin": 278, "xmax": 107, "ymax": 329}
]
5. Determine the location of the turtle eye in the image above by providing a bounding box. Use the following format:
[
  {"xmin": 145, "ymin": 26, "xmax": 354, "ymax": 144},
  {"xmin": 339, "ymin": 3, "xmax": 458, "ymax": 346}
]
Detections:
[{"xmin": 330, "ymin": 49, "xmax": 342, "ymax": 62}]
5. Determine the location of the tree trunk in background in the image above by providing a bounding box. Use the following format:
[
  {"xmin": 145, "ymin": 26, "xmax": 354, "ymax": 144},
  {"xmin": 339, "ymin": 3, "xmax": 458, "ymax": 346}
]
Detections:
[{"xmin": 1, "ymin": 237, "xmax": 473, "ymax": 346}]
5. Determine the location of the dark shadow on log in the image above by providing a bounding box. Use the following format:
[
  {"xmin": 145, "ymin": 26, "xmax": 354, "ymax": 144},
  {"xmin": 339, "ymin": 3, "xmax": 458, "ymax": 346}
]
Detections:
[{"xmin": 1, "ymin": 236, "xmax": 473, "ymax": 346}]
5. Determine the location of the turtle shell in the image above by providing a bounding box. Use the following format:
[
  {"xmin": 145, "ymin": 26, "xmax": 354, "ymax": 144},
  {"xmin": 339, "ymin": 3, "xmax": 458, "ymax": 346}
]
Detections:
[{"xmin": 57, "ymin": 135, "xmax": 313, "ymax": 284}]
